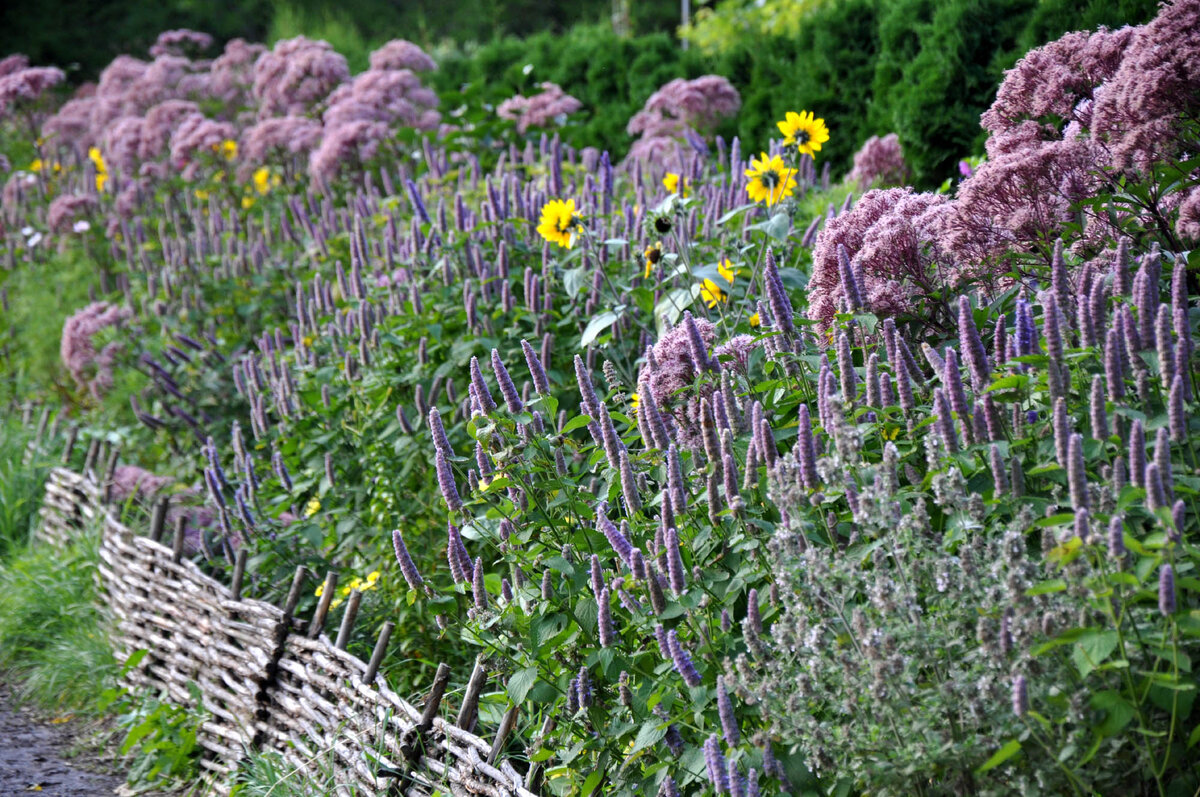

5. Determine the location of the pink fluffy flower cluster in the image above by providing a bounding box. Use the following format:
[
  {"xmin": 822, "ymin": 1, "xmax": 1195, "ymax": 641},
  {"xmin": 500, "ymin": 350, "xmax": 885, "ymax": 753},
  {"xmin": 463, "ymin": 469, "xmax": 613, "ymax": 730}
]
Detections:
[
  {"xmin": 497, "ymin": 82, "xmax": 582, "ymax": 134},
  {"xmin": 626, "ymin": 75, "xmax": 740, "ymax": 165},
  {"xmin": 60, "ymin": 301, "xmax": 131, "ymax": 400},
  {"xmin": 848, "ymin": 134, "xmax": 909, "ymax": 187}
]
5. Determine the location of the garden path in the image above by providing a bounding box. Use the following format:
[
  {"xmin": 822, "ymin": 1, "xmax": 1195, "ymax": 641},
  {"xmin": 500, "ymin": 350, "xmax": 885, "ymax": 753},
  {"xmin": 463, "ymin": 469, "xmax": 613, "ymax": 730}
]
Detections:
[{"xmin": 0, "ymin": 688, "xmax": 122, "ymax": 796}]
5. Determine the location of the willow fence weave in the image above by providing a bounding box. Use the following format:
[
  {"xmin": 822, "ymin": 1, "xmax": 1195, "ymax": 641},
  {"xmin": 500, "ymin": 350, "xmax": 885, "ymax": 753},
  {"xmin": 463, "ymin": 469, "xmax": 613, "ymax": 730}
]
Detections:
[{"xmin": 35, "ymin": 452, "xmax": 539, "ymax": 797}]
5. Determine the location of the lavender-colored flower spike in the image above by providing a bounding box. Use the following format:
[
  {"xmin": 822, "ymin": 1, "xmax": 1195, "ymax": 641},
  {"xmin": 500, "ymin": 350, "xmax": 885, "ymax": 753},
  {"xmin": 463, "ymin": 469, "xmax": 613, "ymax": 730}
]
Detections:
[
  {"xmin": 541, "ymin": 569, "xmax": 553, "ymax": 601},
  {"xmin": 1155, "ymin": 427, "xmax": 1174, "ymax": 502},
  {"xmin": 1156, "ymin": 303, "xmax": 1175, "ymax": 390},
  {"xmin": 716, "ymin": 675, "xmax": 740, "ymax": 745},
  {"xmin": 797, "ymin": 404, "xmax": 819, "ymax": 489},
  {"xmin": 619, "ymin": 447, "xmax": 642, "ymax": 514},
  {"xmin": 392, "ymin": 530, "xmax": 424, "ymax": 589},
  {"xmin": 521, "ymin": 339, "xmax": 550, "ymax": 395},
  {"xmin": 933, "ymin": 388, "xmax": 958, "ymax": 455},
  {"xmin": 729, "ymin": 759, "xmax": 745, "ymax": 797},
  {"xmin": 472, "ymin": 557, "xmax": 487, "ymax": 611},
  {"xmin": 1129, "ymin": 419, "xmax": 1146, "ymax": 489},
  {"xmin": 1171, "ymin": 500, "xmax": 1185, "ymax": 543},
  {"xmin": 428, "ymin": 406, "xmax": 453, "ymax": 454},
  {"xmin": 1107, "ymin": 515, "xmax": 1125, "ymax": 561},
  {"xmin": 436, "ymin": 449, "xmax": 463, "ymax": 511},
  {"xmin": 667, "ymin": 445, "xmax": 686, "ymax": 514},
  {"xmin": 837, "ymin": 330, "xmax": 856, "ymax": 402},
  {"xmin": 1012, "ymin": 675, "xmax": 1028, "ymax": 717},
  {"xmin": 665, "ymin": 528, "xmax": 686, "ymax": 595},
  {"xmin": 958, "ymin": 296, "xmax": 989, "ymax": 390},
  {"xmin": 683, "ymin": 311, "xmax": 714, "ymax": 373},
  {"xmin": 1044, "ymin": 295, "xmax": 1066, "ymax": 400},
  {"xmin": 1169, "ymin": 374, "xmax": 1185, "ymax": 443},
  {"xmin": 763, "ymin": 248, "xmax": 794, "ymax": 335},
  {"xmin": 989, "ymin": 444, "xmax": 1008, "ymax": 496},
  {"xmin": 659, "ymin": 775, "xmax": 681, "ymax": 797},
  {"xmin": 448, "ymin": 523, "xmax": 471, "ymax": 583},
  {"xmin": 598, "ymin": 588, "xmax": 615, "ymax": 646},
  {"xmin": 1067, "ymin": 433, "xmax": 1088, "ymax": 512},
  {"xmin": 1090, "ymin": 376, "xmax": 1108, "ymax": 440},
  {"xmin": 590, "ymin": 554, "xmax": 604, "ymax": 599},
  {"xmin": 1145, "ymin": 462, "xmax": 1166, "ymax": 512},
  {"xmin": 596, "ymin": 503, "xmax": 635, "ymax": 565},
  {"xmin": 1159, "ymin": 565, "xmax": 1176, "ymax": 616},
  {"xmin": 640, "ymin": 381, "xmax": 671, "ymax": 450},
  {"xmin": 574, "ymin": 354, "xmax": 600, "ymax": 418},
  {"xmin": 1112, "ymin": 237, "xmax": 1130, "ymax": 297},
  {"xmin": 597, "ymin": 403, "xmax": 622, "ymax": 469},
  {"xmin": 1074, "ymin": 508, "xmax": 1091, "ymax": 543},
  {"xmin": 1053, "ymin": 397, "xmax": 1070, "ymax": 468},
  {"xmin": 1105, "ymin": 328, "xmax": 1126, "ymax": 402},
  {"xmin": 469, "ymin": 356, "xmax": 497, "ymax": 414},
  {"xmin": 631, "ymin": 548, "xmax": 647, "ymax": 581},
  {"xmin": 837, "ymin": 243, "xmax": 864, "ymax": 312},
  {"xmin": 746, "ymin": 769, "xmax": 760, "ymax": 797},
  {"xmin": 490, "ymin": 349, "xmax": 524, "ymax": 413},
  {"xmin": 704, "ymin": 734, "xmax": 730, "ymax": 794},
  {"xmin": 667, "ymin": 629, "xmax": 703, "ymax": 686}
]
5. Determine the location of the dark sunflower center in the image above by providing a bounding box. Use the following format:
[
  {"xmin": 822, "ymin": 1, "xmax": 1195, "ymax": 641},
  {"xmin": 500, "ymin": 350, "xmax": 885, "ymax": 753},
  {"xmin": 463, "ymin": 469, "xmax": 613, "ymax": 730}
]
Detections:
[
  {"xmin": 795, "ymin": 129, "xmax": 811, "ymax": 145},
  {"xmin": 655, "ymin": 216, "xmax": 672, "ymax": 234},
  {"xmin": 761, "ymin": 170, "xmax": 780, "ymax": 188}
]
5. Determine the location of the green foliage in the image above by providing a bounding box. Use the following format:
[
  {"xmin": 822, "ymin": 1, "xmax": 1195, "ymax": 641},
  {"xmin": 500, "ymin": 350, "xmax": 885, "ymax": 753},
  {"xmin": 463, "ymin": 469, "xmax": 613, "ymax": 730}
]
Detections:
[
  {"xmin": 0, "ymin": 525, "xmax": 117, "ymax": 712},
  {"xmin": 97, "ymin": 671, "xmax": 206, "ymax": 790},
  {"xmin": 0, "ymin": 418, "xmax": 49, "ymax": 556}
]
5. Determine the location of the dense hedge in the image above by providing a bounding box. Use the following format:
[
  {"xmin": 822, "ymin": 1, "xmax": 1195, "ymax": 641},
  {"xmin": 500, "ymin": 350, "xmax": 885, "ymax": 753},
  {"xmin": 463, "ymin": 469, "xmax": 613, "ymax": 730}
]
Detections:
[{"xmin": 435, "ymin": 0, "xmax": 1159, "ymax": 185}]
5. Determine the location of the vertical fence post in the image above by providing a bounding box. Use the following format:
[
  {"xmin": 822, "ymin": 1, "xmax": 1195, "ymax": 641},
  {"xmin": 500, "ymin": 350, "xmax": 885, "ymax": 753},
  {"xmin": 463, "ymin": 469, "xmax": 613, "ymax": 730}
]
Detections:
[
  {"xmin": 362, "ymin": 621, "xmax": 394, "ymax": 684},
  {"xmin": 334, "ymin": 589, "xmax": 362, "ymax": 650},
  {"xmin": 456, "ymin": 655, "xmax": 488, "ymax": 732},
  {"xmin": 488, "ymin": 703, "xmax": 520, "ymax": 765},
  {"xmin": 308, "ymin": 572, "xmax": 338, "ymax": 639},
  {"xmin": 231, "ymin": 548, "xmax": 248, "ymax": 601}
]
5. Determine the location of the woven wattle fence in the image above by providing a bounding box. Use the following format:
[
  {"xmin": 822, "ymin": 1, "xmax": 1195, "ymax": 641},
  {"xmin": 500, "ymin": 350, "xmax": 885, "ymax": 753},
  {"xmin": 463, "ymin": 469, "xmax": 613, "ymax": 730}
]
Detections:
[{"xmin": 36, "ymin": 445, "xmax": 539, "ymax": 797}]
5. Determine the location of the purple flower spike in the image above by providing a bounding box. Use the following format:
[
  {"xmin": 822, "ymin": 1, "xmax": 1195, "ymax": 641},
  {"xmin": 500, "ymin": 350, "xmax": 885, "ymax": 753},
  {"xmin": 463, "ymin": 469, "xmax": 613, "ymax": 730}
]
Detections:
[
  {"xmin": 598, "ymin": 588, "xmax": 615, "ymax": 646},
  {"xmin": 659, "ymin": 776, "xmax": 680, "ymax": 797},
  {"xmin": 490, "ymin": 349, "xmax": 524, "ymax": 413},
  {"xmin": 654, "ymin": 623, "xmax": 671, "ymax": 659},
  {"xmin": 1156, "ymin": 303, "xmax": 1175, "ymax": 391},
  {"xmin": 1067, "ymin": 433, "xmax": 1088, "ymax": 512},
  {"xmin": 797, "ymin": 404, "xmax": 819, "ymax": 489},
  {"xmin": 1169, "ymin": 374, "xmax": 1185, "ymax": 443},
  {"xmin": 1171, "ymin": 500, "xmax": 1185, "ymax": 543},
  {"xmin": 640, "ymin": 381, "xmax": 671, "ymax": 450},
  {"xmin": 590, "ymin": 554, "xmax": 604, "ymax": 599},
  {"xmin": 631, "ymin": 548, "xmax": 647, "ymax": 581},
  {"xmin": 703, "ymin": 734, "xmax": 730, "ymax": 793},
  {"xmin": 435, "ymin": 449, "xmax": 463, "ymax": 511},
  {"xmin": 596, "ymin": 503, "xmax": 635, "ymax": 565},
  {"xmin": 763, "ymin": 248, "xmax": 794, "ymax": 335},
  {"xmin": 1053, "ymin": 397, "xmax": 1070, "ymax": 468},
  {"xmin": 1130, "ymin": 419, "xmax": 1146, "ymax": 489},
  {"xmin": 448, "ymin": 522, "xmax": 472, "ymax": 582},
  {"xmin": 667, "ymin": 629, "xmax": 703, "ymax": 686},
  {"xmin": 837, "ymin": 330, "xmax": 856, "ymax": 402},
  {"xmin": 472, "ymin": 557, "xmax": 487, "ymax": 612},
  {"xmin": 469, "ymin": 356, "xmax": 497, "ymax": 414},
  {"xmin": 1159, "ymin": 565, "xmax": 1176, "ymax": 616},
  {"xmin": 428, "ymin": 406, "xmax": 453, "ymax": 454},
  {"xmin": 521, "ymin": 339, "xmax": 550, "ymax": 395},
  {"xmin": 1108, "ymin": 516, "xmax": 1126, "ymax": 560},
  {"xmin": 837, "ymin": 243, "xmax": 864, "ymax": 312},
  {"xmin": 1074, "ymin": 508, "xmax": 1091, "ymax": 544},
  {"xmin": 392, "ymin": 530, "xmax": 424, "ymax": 590},
  {"xmin": 717, "ymin": 675, "xmax": 740, "ymax": 745},
  {"xmin": 1012, "ymin": 675, "xmax": 1028, "ymax": 717},
  {"xmin": 933, "ymin": 387, "xmax": 958, "ymax": 455},
  {"xmin": 958, "ymin": 296, "xmax": 989, "ymax": 391},
  {"xmin": 665, "ymin": 528, "xmax": 686, "ymax": 595},
  {"xmin": 1090, "ymin": 376, "xmax": 1108, "ymax": 440},
  {"xmin": 683, "ymin": 311, "xmax": 715, "ymax": 373},
  {"xmin": 619, "ymin": 447, "xmax": 642, "ymax": 514},
  {"xmin": 989, "ymin": 444, "xmax": 1008, "ymax": 496},
  {"xmin": 574, "ymin": 354, "xmax": 600, "ymax": 418}
]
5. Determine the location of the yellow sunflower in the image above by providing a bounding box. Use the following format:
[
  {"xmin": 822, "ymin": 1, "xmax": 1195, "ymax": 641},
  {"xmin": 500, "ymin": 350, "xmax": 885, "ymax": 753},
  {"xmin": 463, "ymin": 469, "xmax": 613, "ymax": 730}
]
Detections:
[
  {"xmin": 744, "ymin": 153, "xmax": 797, "ymax": 207},
  {"xmin": 700, "ymin": 259, "xmax": 736, "ymax": 308},
  {"xmin": 252, "ymin": 166, "xmax": 272, "ymax": 195},
  {"xmin": 643, "ymin": 241, "xmax": 663, "ymax": 278},
  {"xmin": 537, "ymin": 198, "xmax": 581, "ymax": 249},
  {"xmin": 88, "ymin": 147, "xmax": 108, "ymax": 192},
  {"xmin": 777, "ymin": 110, "xmax": 830, "ymax": 158},
  {"xmin": 663, "ymin": 172, "xmax": 689, "ymax": 197}
]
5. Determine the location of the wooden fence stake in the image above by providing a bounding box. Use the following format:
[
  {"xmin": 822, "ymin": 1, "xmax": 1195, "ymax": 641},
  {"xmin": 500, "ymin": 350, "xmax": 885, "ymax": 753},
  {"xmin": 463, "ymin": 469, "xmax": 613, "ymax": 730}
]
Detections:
[
  {"xmin": 456, "ymin": 655, "xmax": 488, "ymax": 732},
  {"xmin": 102, "ymin": 447, "xmax": 120, "ymax": 503},
  {"xmin": 61, "ymin": 427, "xmax": 78, "ymax": 465},
  {"xmin": 82, "ymin": 439, "xmax": 99, "ymax": 476},
  {"xmin": 34, "ymin": 407, "xmax": 50, "ymax": 450},
  {"xmin": 334, "ymin": 589, "xmax": 363, "ymax": 650},
  {"xmin": 488, "ymin": 703, "xmax": 520, "ymax": 765},
  {"xmin": 171, "ymin": 515, "xmax": 187, "ymax": 563},
  {"xmin": 231, "ymin": 549, "xmax": 248, "ymax": 601},
  {"xmin": 416, "ymin": 663, "xmax": 452, "ymax": 736},
  {"xmin": 308, "ymin": 572, "xmax": 338, "ymax": 639},
  {"xmin": 281, "ymin": 565, "xmax": 307, "ymax": 625},
  {"xmin": 362, "ymin": 621, "xmax": 394, "ymax": 684},
  {"xmin": 149, "ymin": 497, "xmax": 169, "ymax": 542},
  {"xmin": 525, "ymin": 715, "xmax": 556, "ymax": 791}
]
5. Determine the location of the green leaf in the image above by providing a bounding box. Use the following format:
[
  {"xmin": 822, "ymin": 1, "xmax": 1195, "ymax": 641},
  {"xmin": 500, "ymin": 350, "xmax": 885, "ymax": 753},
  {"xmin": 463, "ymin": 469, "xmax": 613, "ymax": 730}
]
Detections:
[
  {"xmin": 1025, "ymin": 579, "xmax": 1067, "ymax": 597},
  {"xmin": 629, "ymin": 720, "xmax": 668, "ymax": 755},
  {"xmin": 976, "ymin": 739, "xmax": 1021, "ymax": 772},
  {"xmin": 1073, "ymin": 630, "xmax": 1119, "ymax": 678},
  {"xmin": 580, "ymin": 311, "xmax": 619, "ymax": 348},
  {"xmin": 1089, "ymin": 690, "xmax": 1135, "ymax": 738},
  {"xmin": 507, "ymin": 666, "xmax": 538, "ymax": 704}
]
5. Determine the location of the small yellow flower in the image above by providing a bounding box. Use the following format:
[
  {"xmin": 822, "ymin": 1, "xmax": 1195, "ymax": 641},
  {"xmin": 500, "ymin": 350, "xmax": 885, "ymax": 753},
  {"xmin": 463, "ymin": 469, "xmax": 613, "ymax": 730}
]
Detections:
[
  {"xmin": 304, "ymin": 497, "xmax": 321, "ymax": 517},
  {"xmin": 749, "ymin": 313, "xmax": 761, "ymax": 327},
  {"xmin": 663, "ymin": 172, "xmax": 689, "ymax": 197},
  {"xmin": 717, "ymin": 258, "xmax": 736, "ymax": 283},
  {"xmin": 537, "ymin": 198, "xmax": 581, "ymax": 249},
  {"xmin": 252, "ymin": 166, "xmax": 271, "ymax": 195},
  {"xmin": 777, "ymin": 110, "xmax": 830, "ymax": 158},
  {"xmin": 744, "ymin": 152, "xmax": 797, "ymax": 207},
  {"xmin": 630, "ymin": 392, "xmax": 640, "ymax": 415},
  {"xmin": 314, "ymin": 583, "xmax": 325, "ymax": 597},
  {"xmin": 29, "ymin": 158, "xmax": 43, "ymax": 173},
  {"xmin": 194, "ymin": 188, "xmax": 209, "ymax": 201},
  {"xmin": 241, "ymin": 196, "xmax": 255, "ymax": 209},
  {"xmin": 700, "ymin": 279, "xmax": 727, "ymax": 309},
  {"xmin": 302, "ymin": 334, "xmax": 315, "ymax": 347},
  {"xmin": 88, "ymin": 147, "xmax": 108, "ymax": 191},
  {"xmin": 218, "ymin": 139, "xmax": 238, "ymax": 161},
  {"xmin": 643, "ymin": 241, "xmax": 663, "ymax": 278}
]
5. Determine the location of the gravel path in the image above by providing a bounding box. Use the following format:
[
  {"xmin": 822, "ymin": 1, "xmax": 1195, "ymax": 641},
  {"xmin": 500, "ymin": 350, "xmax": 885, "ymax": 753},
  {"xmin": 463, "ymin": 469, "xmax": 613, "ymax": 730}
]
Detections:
[{"xmin": 0, "ymin": 689, "xmax": 121, "ymax": 797}]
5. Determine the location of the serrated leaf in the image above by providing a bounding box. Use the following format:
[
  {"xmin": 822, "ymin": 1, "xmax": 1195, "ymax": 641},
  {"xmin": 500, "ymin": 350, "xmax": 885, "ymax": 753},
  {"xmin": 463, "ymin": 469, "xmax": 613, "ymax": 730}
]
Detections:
[
  {"xmin": 507, "ymin": 666, "xmax": 538, "ymax": 704},
  {"xmin": 1073, "ymin": 630, "xmax": 1119, "ymax": 678},
  {"xmin": 629, "ymin": 721, "xmax": 668, "ymax": 755}
]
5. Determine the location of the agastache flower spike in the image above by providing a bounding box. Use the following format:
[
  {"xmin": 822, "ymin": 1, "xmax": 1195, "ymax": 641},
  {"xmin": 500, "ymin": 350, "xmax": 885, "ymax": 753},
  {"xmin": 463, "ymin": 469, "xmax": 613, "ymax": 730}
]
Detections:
[
  {"xmin": 472, "ymin": 557, "xmax": 487, "ymax": 612},
  {"xmin": 1146, "ymin": 462, "xmax": 1166, "ymax": 512},
  {"xmin": 1044, "ymin": 295, "xmax": 1065, "ymax": 401},
  {"xmin": 958, "ymin": 296, "xmax": 989, "ymax": 390},
  {"xmin": 1112, "ymin": 238, "xmax": 1130, "ymax": 297},
  {"xmin": 1107, "ymin": 515, "xmax": 1126, "ymax": 561},
  {"xmin": 1075, "ymin": 508, "xmax": 1091, "ymax": 543},
  {"xmin": 1090, "ymin": 376, "xmax": 1108, "ymax": 440},
  {"xmin": 943, "ymin": 349, "xmax": 973, "ymax": 445},
  {"xmin": 1130, "ymin": 419, "xmax": 1146, "ymax": 489},
  {"xmin": 630, "ymin": 548, "xmax": 647, "ymax": 581},
  {"xmin": 797, "ymin": 404, "xmax": 819, "ymax": 489},
  {"xmin": 1155, "ymin": 427, "xmax": 1174, "ymax": 502},
  {"xmin": 665, "ymin": 528, "xmax": 687, "ymax": 595},
  {"xmin": 990, "ymin": 444, "xmax": 1008, "ymax": 496},
  {"xmin": 1053, "ymin": 397, "xmax": 1070, "ymax": 468},
  {"xmin": 1171, "ymin": 500, "xmax": 1185, "ymax": 543},
  {"xmin": 837, "ymin": 330, "xmax": 856, "ymax": 403},
  {"xmin": 933, "ymin": 387, "xmax": 958, "ymax": 455},
  {"xmin": 837, "ymin": 243, "xmax": 864, "ymax": 312},
  {"xmin": 470, "ymin": 356, "xmax": 498, "ymax": 415},
  {"xmin": 1012, "ymin": 675, "xmax": 1028, "ymax": 717},
  {"xmin": 640, "ymin": 382, "xmax": 671, "ymax": 450},
  {"xmin": 1156, "ymin": 304, "xmax": 1175, "ymax": 390},
  {"xmin": 667, "ymin": 445, "xmax": 686, "ymax": 515},
  {"xmin": 590, "ymin": 554, "xmax": 604, "ymax": 599},
  {"xmin": 1159, "ymin": 565, "xmax": 1175, "ymax": 616},
  {"xmin": 392, "ymin": 530, "xmax": 425, "ymax": 590},
  {"xmin": 596, "ymin": 503, "xmax": 635, "ymax": 565},
  {"xmin": 619, "ymin": 447, "xmax": 642, "ymax": 514},
  {"xmin": 598, "ymin": 588, "xmax": 615, "ymax": 646},
  {"xmin": 704, "ymin": 735, "xmax": 730, "ymax": 793},
  {"xmin": 1068, "ymin": 433, "xmax": 1088, "ymax": 512},
  {"xmin": 865, "ymin": 353, "xmax": 881, "ymax": 407},
  {"xmin": 491, "ymin": 349, "xmax": 523, "ymax": 413},
  {"xmin": 763, "ymin": 248, "xmax": 794, "ymax": 335},
  {"xmin": 448, "ymin": 523, "xmax": 472, "ymax": 582},
  {"xmin": 717, "ymin": 675, "xmax": 740, "ymax": 745},
  {"xmin": 1105, "ymin": 327, "xmax": 1125, "ymax": 402},
  {"xmin": 683, "ymin": 311, "xmax": 715, "ymax": 373},
  {"xmin": 597, "ymin": 403, "xmax": 622, "ymax": 470},
  {"xmin": 574, "ymin": 354, "xmax": 600, "ymax": 418},
  {"xmin": 436, "ymin": 449, "xmax": 463, "ymax": 511}
]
